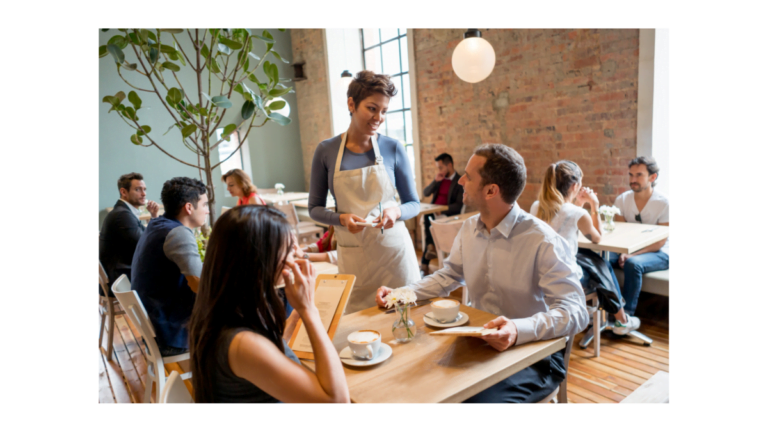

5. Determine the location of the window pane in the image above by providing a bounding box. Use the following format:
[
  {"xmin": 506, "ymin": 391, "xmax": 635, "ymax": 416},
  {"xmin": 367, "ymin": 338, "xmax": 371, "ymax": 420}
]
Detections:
[
  {"xmin": 405, "ymin": 109, "xmax": 413, "ymax": 144},
  {"xmin": 388, "ymin": 74, "xmax": 403, "ymax": 112},
  {"xmin": 364, "ymin": 47, "xmax": 382, "ymax": 74},
  {"xmin": 406, "ymin": 144, "xmax": 415, "ymax": 177},
  {"xmin": 382, "ymin": 40, "xmax": 401, "ymax": 76},
  {"xmin": 399, "ymin": 35, "xmax": 409, "ymax": 73},
  {"xmin": 362, "ymin": 29, "xmax": 379, "ymax": 48},
  {"xmin": 399, "ymin": 28, "xmax": 408, "ymax": 37},
  {"xmin": 385, "ymin": 110, "xmax": 405, "ymax": 143},
  {"xmin": 217, "ymin": 130, "xmax": 244, "ymax": 196},
  {"xmin": 402, "ymin": 72, "xmax": 411, "ymax": 109},
  {"xmin": 380, "ymin": 28, "xmax": 398, "ymax": 43}
]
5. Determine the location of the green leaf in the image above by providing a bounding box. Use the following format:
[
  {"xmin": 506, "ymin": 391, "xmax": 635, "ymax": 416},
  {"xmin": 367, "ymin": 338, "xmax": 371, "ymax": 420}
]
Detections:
[
  {"xmin": 248, "ymin": 72, "xmax": 261, "ymax": 84},
  {"xmin": 219, "ymin": 37, "xmax": 243, "ymax": 50},
  {"xmin": 166, "ymin": 87, "xmax": 183, "ymax": 105},
  {"xmin": 268, "ymin": 112, "xmax": 291, "ymax": 125},
  {"xmin": 147, "ymin": 31, "xmax": 157, "ymax": 42},
  {"xmin": 182, "ymin": 123, "xmax": 198, "ymax": 138},
  {"xmin": 137, "ymin": 125, "xmax": 152, "ymax": 135},
  {"xmin": 101, "ymin": 29, "xmax": 110, "ymax": 32},
  {"xmin": 269, "ymin": 87, "xmax": 292, "ymax": 97},
  {"xmin": 199, "ymin": 106, "xmax": 208, "ymax": 116},
  {"xmin": 176, "ymin": 47, "xmax": 186, "ymax": 66},
  {"xmin": 233, "ymin": 84, "xmax": 245, "ymax": 96},
  {"xmin": 107, "ymin": 44, "xmax": 125, "ymax": 64},
  {"xmin": 163, "ymin": 124, "xmax": 177, "ymax": 136},
  {"xmin": 107, "ymin": 35, "xmax": 128, "ymax": 49},
  {"xmin": 149, "ymin": 47, "xmax": 159, "ymax": 64},
  {"xmin": 241, "ymin": 101, "xmax": 256, "ymax": 119},
  {"xmin": 160, "ymin": 44, "xmax": 176, "ymax": 54},
  {"xmin": 248, "ymin": 52, "xmax": 261, "ymax": 61},
  {"xmin": 201, "ymin": 44, "xmax": 210, "ymax": 59},
  {"xmin": 211, "ymin": 95, "xmax": 232, "ymax": 109},
  {"xmin": 263, "ymin": 30, "xmax": 274, "ymax": 41},
  {"xmin": 160, "ymin": 29, "xmax": 184, "ymax": 34},
  {"xmin": 128, "ymin": 32, "xmax": 140, "ymax": 45},
  {"xmin": 268, "ymin": 100, "xmax": 286, "ymax": 111},
  {"xmin": 201, "ymin": 92, "xmax": 212, "ymax": 103},
  {"xmin": 168, "ymin": 51, "xmax": 179, "ymax": 61},
  {"xmin": 217, "ymin": 43, "xmax": 232, "ymax": 55},
  {"xmin": 123, "ymin": 62, "xmax": 138, "ymax": 71},
  {"xmin": 162, "ymin": 61, "xmax": 180, "ymax": 72},
  {"xmin": 209, "ymin": 29, "xmax": 220, "ymax": 41},
  {"xmin": 278, "ymin": 29, "xmax": 286, "ymax": 32},
  {"xmin": 124, "ymin": 106, "xmax": 137, "ymax": 121},
  {"xmin": 254, "ymin": 34, "xmax": 274, "ymax": 43},
  {"xmin": 131, "ymin": 134, "xmax": 143, "ymax": 145},
  {"xmin": 210, "ymin": 58, "xmax": 221, "ymax": 73},
  {"xmin": 237, "ymin": 49, "xmax": 248, "ymax": 68},
  {"xmin": 128, "ymin": 91, "xmax": 142, "ymax": 109},
  {"xmin": 115, "ymin": 91, "xmax": 126, "ymax": 103},
  {"xmin": 271, "ymin": 50, "xmax": 290, "ymax": 64},
  {"xmin": 99, "ymin": 45, "xmax": 108, "ymax": 58},
  {"xmin": 222, "ymin": 123, "xmax": 238, "ymax": 141},
  {"xmin": 140, "ymin": 29, "xmax": 149, "ymax": 43}
]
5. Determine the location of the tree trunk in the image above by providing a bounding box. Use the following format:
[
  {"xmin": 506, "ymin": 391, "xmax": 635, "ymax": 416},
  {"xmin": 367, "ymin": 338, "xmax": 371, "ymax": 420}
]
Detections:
[{"xmin": 203, "ymin": 152, "xmax": 217, "ymax": 226}]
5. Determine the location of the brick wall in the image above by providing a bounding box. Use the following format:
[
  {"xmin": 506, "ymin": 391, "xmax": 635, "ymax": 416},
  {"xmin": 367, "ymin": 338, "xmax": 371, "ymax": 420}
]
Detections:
[
  {"xmin": 413, "ymin": 29, "xmax": 639, "ymax": 210},
  {"xmin": 290, "ymin": 29, "xmax": 333, "ymax": 191}
]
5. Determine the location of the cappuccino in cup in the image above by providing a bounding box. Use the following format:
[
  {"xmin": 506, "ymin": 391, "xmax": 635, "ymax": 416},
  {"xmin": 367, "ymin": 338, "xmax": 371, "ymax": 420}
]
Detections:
[
  {"xmin": 347, "ymin": 330, "xmax": 381, "ymax": 360},
  {"xmin": 430, "ymin": 299, "xmax": 460, "ymax": 323}
]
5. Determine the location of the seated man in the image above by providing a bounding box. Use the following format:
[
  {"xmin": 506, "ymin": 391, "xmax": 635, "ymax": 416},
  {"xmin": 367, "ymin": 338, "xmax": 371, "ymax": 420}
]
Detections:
[
  {"xmin": 377, "ymin": 144, "xmax": 588, "ymax": 403},
  {"xmin": 131, "ymin": 177, "xmax": 209, "ymax": 356},
  {"xmin": 610, "ymin": 156, "xmax": 669, "ymax": 335},
  {"xmin": 99, "ymin": 172, "xmax": 159, "ymax": 294},
  {"xmin": 421, "ymin": 153, "xmax": 463, "ymax": 270}
]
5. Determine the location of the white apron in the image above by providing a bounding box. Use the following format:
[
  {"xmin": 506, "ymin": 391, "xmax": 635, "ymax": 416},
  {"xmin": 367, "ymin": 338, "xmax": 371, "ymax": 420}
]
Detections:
[{"xmin": 333, "ymin": 132, "xmax": 421, "ymax": 314}]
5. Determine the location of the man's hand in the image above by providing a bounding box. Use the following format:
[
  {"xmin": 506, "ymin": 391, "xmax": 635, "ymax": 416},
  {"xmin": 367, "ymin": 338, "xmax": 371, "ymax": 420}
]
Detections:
[
  {"xmin": 373, "ymin": 206, "xmax": 401, "ymax": 230},
  {"xmin": 478, "ymin": 316, "xmax": 518, "ymax": 352},
  {"xmin": 618, "ymin": 253, "xmax": 629, "ymax": 268},
  {"xmin": 375, "ymin": 286, "xmax": 394, "ymax": 307},
  {"xmin": 435, "ymin": 172, "xmax": 445, "ymax": 182},
  {"xmin": 339, "ymin": 213, "xmax": 366, "ymax": 234},
  {"xmin": 146, "ymin": 200, "xmax": 160, "ymax": 218}
]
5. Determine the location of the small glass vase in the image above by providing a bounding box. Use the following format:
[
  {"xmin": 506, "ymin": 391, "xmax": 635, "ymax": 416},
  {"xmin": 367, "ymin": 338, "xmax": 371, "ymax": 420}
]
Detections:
[
  {"xmin": 277, "ymin": 188, "xmax": 284, "ymax": 196},
  {"xmin": 392, "ymin": 304, "xmax": 416, "ymax": 343},
  {"xmin": 603, "ymin": 214, "xmax": 616, "ymax": 232}
]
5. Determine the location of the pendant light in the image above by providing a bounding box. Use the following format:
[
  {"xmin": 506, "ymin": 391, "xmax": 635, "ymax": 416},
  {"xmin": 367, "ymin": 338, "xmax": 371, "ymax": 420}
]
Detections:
[{"xmin": 451, "ymin": 29, "xmax": 496, "ymax": 83}]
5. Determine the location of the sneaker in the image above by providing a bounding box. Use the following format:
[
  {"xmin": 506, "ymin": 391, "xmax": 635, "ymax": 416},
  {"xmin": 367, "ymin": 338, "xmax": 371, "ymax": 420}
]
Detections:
[
  {"xmin": 612, "ymin": 316, "xmax": 641, "ymax": 335},
  {"xmin": 424, "ymin": 244, "xmax": 437, "ymax": 261}
]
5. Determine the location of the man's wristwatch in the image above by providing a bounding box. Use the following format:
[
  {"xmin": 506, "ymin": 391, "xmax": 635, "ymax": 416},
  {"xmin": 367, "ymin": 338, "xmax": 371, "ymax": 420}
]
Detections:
[{"xmin": 303, "ymin": 253, "xmax": 309, "ymax": 260}]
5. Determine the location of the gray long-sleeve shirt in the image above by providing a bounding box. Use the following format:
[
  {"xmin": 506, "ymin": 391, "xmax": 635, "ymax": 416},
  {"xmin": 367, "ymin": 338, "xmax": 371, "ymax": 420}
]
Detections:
[
  {"xmin": 401, "ymin": 204, "xmax": 589, "ymax": 346},
  {"xmin": 308, "ymin": 133, "xmax": 420, "ymax": 226}
]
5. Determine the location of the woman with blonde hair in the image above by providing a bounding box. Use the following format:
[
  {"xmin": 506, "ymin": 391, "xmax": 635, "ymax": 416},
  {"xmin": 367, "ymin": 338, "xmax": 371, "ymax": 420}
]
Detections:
[
  {"xmin": 531, "ymin": 161, "xmax": 640, "ymax": 335},
  {"xmin": 222, "ymin": 169, "xmax": 266, "ymax": 206}
]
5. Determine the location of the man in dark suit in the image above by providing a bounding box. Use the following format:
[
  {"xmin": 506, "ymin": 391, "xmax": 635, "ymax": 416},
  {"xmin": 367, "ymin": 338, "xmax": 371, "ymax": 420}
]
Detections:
[
  {"xmin": 99, "ymin": 172, "xmax": 159, "ymax": 295},
  {"xmin": 421, "ymin": 153, "xmax": 463, "ymax": 270}
]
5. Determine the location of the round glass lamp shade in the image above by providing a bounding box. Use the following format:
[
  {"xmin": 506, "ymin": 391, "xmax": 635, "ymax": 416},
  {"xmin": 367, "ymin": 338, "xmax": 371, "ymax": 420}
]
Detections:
[{"xmin": 452, "ymin": 37, "xmax": 496, "ymax": 83}]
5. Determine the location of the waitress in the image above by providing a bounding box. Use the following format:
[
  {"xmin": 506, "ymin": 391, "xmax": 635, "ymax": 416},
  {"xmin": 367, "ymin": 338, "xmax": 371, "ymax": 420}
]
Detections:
[{"xmin": 308, "ymin": 71, "xmax": 421, "ymax": 314}]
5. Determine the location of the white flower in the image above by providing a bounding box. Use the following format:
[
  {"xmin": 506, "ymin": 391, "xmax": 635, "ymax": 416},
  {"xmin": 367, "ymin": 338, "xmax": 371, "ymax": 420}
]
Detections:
[
  {"xmin": 275, "ymin": 183, "xmax": 285, "ymax": 190},
  {"xmin": 384, "ymin": 288, "xmax": 417, "ymax": 308},
  {"xmin": 598, "ymin": 205, "xmax": 621, "ymax": 216}
]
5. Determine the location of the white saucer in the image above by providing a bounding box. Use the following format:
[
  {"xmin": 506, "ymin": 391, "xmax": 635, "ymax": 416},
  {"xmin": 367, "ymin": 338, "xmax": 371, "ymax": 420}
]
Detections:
[
  {"xmin": 424, "ymin": 312, "xmax": 469, "ymax": 328},
  {"xmin": 339, "ymin": 343, "xmax": 393, "ymax": 367}
]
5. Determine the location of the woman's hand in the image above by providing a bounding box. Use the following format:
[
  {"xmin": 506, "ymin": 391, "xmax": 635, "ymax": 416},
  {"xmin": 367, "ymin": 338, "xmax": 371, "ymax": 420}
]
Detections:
[
  {"xmin": 575, "ymin": 187, "xmax": 598, "ymax": 209},
  {"xmin": 282, "ymin": 259, "xmax": 317, "ymax": 314},
  {"xmin": 339, "ymin": 213, "xmax": 366, "ymax": 234},
  {"xmin": 373, "ymin": 206, "xmax": 401, "ymax": 230}
]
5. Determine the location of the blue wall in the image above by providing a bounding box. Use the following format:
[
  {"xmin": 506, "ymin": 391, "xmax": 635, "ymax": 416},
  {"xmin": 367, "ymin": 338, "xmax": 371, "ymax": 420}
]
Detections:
[{"xmin": 99, "ymin": 29, "xmax": 304, "ymax": 226}]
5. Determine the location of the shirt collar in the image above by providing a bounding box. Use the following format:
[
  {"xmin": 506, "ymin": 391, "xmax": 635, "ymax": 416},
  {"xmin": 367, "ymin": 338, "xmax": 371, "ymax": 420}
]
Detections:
[
  {"xmin": 120, "ymin": 199, "xmax": 142, "ymax": 218},
  {"xmin": 474, "ymin": 203, "xmax": 521, "ymax": 239},
  {"xmin": 448, "ymin": 171, "xmax": 458, "ymax": 181}
]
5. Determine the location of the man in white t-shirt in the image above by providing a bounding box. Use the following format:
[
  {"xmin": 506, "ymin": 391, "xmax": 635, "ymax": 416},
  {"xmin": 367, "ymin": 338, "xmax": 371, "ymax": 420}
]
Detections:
[{"xmin": 610, "ymin": 156, "xmax": 669, "ymax": 332}]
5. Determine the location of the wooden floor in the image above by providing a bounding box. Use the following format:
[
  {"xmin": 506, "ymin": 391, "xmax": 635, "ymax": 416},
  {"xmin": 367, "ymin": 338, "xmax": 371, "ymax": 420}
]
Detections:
[{"xmin": 99, "ymin": 293, "xmax": 668, "ymax": 403}]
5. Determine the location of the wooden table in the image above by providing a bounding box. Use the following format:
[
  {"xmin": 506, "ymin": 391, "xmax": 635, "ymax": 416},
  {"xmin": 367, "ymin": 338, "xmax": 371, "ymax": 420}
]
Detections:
[
  {"xmin": 293, "ymin": 198, "xmax": 336, "ymax": 209},
  {"xmin": 577, "ymin": 222, "xmax": 669, "ymax": 255},
  {"xmin": 301, "ymin": 302, "xmax": 566, "ymax": 403},
  {"xmin": 261, "ymin": 192, "xmax": 310, "ymax": 205}
]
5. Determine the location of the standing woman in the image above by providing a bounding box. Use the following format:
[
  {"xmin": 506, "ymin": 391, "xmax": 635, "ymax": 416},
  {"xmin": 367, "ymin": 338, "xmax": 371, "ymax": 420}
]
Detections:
[
  {"xmin": 308, "ymin": 71, "xmax": 421, "ymax": 314},
  {"xmin": 222, "ymin": 169, "xmax": 267, "ymax": 206}
]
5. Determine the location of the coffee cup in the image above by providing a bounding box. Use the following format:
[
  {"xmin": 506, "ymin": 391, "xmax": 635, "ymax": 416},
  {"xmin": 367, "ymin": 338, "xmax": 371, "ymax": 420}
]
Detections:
[
  {"xmin": 347, "ymin": 330, "xmax": 381, "ymax": 360},
  {"xmin": 430, "ymin": 299, "xmax": 460, "ymax": 323}
]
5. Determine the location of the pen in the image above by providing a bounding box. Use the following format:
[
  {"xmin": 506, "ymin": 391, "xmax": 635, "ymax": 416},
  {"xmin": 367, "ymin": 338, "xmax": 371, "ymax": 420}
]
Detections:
[{"xmin": 379, "ymin": 202, "xmax": 383, "ymax": 234}]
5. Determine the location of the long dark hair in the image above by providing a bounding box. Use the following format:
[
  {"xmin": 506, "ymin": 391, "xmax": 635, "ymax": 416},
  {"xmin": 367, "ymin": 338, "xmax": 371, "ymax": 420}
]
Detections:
[{"xmin": 189, "ymin": 205, "xmax": 295, "ymax": 403}]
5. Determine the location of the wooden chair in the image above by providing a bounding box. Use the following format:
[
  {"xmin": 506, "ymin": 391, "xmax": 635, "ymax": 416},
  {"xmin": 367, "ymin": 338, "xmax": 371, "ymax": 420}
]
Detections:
[
  {"xmin": 159, "ymin": 371, "xmax": 194, "ymax": 403},
  {"xmin": 111, "ymin": 275, "xmax": 192, "ymax": 403},
  {"xmin": 98, "ymin": 262, "xmax": 126, "ymax": 361},
  {"xmin": 537, "ymin": 333, "xmax": 575, "ymax": 403},
  {"xmin": 273, "ymin": 201, "xmax": 324, "ymax": 246},
  {"xmin": 429, "ymin": 218, "xmax": 470, "ymax": 306}
]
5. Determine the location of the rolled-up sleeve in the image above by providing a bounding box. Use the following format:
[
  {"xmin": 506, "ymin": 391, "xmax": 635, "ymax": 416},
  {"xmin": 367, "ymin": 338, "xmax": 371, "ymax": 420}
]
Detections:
[
  {"xmin": 163, "ymin": 226, "xmax": 203, "ymax": 277},
  {"xmin": 510, "ymin": 237, "xmax": 588, "ymax": 345}
]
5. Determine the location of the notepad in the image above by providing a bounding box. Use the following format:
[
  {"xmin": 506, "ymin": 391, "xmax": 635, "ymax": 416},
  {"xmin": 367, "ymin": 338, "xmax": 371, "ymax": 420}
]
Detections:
[{"xmin": 429, "ymin": 327, "xmax": 499, "ymax": 337}]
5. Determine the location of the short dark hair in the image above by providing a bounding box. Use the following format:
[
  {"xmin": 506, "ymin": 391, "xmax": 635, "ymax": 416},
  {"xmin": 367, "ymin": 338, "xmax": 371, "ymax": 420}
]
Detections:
[
  {"xmin": 473, "ymin": 144, "xmax": 526, "ymax": 205},
  {"xmin": 628, "ymin": 156, "xmax": 660, "ymax": 187},
  {"xmin": 161, "ymin": 177, "xmax": 208, "ymax": 218},
  {"xmin": 117, "ymin": 172, "xmax": 143, "ymax": 194},
  {"xmin": 435, "ymin": 153, "xmax": 454, "ymax": 166},
  {"xmin": 347, "ymin": 70, "xmax": 397, "ymax": 116}
]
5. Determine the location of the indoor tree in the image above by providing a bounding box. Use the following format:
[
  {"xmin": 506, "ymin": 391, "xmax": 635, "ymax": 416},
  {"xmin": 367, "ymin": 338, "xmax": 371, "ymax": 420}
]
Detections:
[{"xmin": 99, "ymin": 28, "xmax": 293, "ymax": 225}]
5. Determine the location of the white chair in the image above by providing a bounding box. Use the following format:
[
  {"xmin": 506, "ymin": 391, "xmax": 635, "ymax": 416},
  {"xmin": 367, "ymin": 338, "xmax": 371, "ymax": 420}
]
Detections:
[
  {"xmin": 537, "ymin": 333, "xmax": 575, "ymax": 403},
  {"xmin": 273, "ymin": 201, "xmax": 324, "ymax": 246},
  {"xmin": 111, "ymin": 275, "xmax": 192, "ymax": 403},
  {"xmin": 160, "ymin": 371, "xmax": 194, "ymax": 403},
  {"xmin": 99, "ymin": 262, "xmax": 125, "ymax": 361},
  {"xmin": 429, "ymin": 217, "xmax": 471, "ymax": 306}
]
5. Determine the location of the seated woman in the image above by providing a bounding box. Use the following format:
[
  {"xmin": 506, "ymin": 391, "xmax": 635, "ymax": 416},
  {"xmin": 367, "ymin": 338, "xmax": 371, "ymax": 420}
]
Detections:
[
  {"xmin": 531, "ymin": 161, "xmax": 640, "ymax": 335},
  {"xmin": 222, "ymin": 169, "xmax": 266, "ymax": 206},
  {"xmin": 188, "ymin": 206, "xmax": 350, "ymax": 403},
  {"xmin": 295, "ymin": 226, "xmax": 337, "ymax": 264}
]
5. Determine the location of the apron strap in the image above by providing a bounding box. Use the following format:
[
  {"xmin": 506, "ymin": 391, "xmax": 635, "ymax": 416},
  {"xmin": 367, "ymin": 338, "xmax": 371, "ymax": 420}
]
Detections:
[
  {"xmin": 334, "ymin": 132, "xmax": 383, "ymax": 176},
  {"xmin": 371, "ymin": 133, "xmax": 383, "ymax": 165}
]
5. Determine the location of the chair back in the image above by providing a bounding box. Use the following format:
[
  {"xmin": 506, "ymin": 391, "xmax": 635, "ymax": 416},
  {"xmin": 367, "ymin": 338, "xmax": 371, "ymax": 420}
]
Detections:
[
  {"xmin": 111, "ymin": 275, "xmax": 161, "ymax": 362},
  {"xmin": 430, "ymin": 217, "xmax": 466, "ymax": 255},
  {"xmin": 160, "ymin": 371, "xmax": 194, "ymax": 403},
  {"xmin": 259, "ymin": 188, "xmax": 278, "ymax": 195},
  {"xmin": 98, "ymin": 262, "xmax": 110, "ymax": 296},
  {"xmin": 273, "ymin": 201, "xmax": 299, "ymax": 227}
]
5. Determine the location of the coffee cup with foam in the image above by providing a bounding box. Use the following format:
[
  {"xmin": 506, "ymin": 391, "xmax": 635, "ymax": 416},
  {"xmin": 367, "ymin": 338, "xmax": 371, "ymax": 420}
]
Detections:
[
  {"xmin": 347, "ymin": 330, "xmax": 381, "ymax": 360},
  {"xmin": 430, "ymin": 299, "xmax": 460, "ymax": 323}
]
